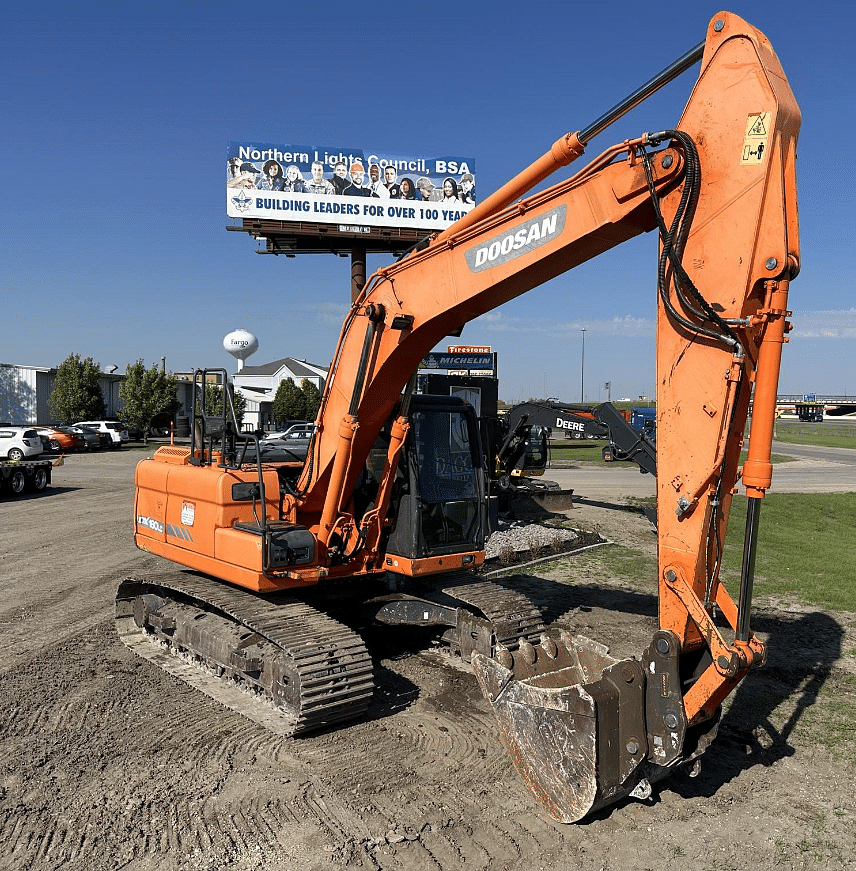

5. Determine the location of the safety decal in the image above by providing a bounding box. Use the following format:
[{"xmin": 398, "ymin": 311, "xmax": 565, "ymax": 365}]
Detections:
[
  {"xmin": 181, "ymin": 501, "xmax": 196, "ymax": 526},
  {"xmin": 741, "ymin": 112, "xmax": 771, "ymax": 165}
]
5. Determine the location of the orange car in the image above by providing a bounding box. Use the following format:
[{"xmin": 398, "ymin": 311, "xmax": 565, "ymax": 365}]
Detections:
[{"xmin": 36, "ymin": 427, "xmax": 85, "ymax": 453}]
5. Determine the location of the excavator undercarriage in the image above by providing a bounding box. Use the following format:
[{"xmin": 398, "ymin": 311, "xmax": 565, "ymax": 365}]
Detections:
[{"xmin": 116, "ymin": 569, "xmax": 549, "ymax": 736}]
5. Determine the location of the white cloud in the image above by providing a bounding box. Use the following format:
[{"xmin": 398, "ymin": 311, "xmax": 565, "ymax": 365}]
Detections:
[
  {"xmin": 472, "ymin": 311, "xmax": 654, "ymax": 337},
  {"xmin": 790, "ymin": 309, "xmax": 856, "ymax": 339},
  {"xmin": 295, "ymin": 301, "xmax": 350, "ymax": 324},
  {"xmin": 474, "ymin": 308, "xmax": 856, "ymax": 340}
]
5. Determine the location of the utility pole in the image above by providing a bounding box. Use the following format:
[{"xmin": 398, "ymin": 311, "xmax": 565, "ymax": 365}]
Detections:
[{"xmin": 580, "ymin": 328, "xmax": 587, "ymax": 402}]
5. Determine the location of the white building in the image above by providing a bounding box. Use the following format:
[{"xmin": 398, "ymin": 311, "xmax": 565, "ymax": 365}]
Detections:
[
  {"xmin": 232, "ymin": 357, "xmax": 328, "ymax": 430},
  {"xmin": 1, "ymin": 362, "xmax": 125, "ymax": 425}
]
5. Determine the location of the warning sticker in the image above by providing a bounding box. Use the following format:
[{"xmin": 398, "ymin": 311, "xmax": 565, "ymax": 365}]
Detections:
[
  {"xmin": 741, "ymin": 112, "xmax": 771, "ymax": 165},
  {"xmin": 181, "ymin": 501, "xmax": 195, "ymax": 526}
]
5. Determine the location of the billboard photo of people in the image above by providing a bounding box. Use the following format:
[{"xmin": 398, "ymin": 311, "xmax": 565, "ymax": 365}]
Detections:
[{"xmin": 227, "ymin": 141, "xmax": 476, "ymax": 232}]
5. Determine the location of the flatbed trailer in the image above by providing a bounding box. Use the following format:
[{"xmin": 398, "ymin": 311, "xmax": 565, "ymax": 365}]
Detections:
[{"xmin": 0, "ymin": 456, "xmax": 58, "ymax": 497}]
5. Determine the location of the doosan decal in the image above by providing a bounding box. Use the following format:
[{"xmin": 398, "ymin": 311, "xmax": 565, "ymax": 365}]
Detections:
[{"xmin": 465, "ymin": 206, "xmax": 567, "ymax": 272}]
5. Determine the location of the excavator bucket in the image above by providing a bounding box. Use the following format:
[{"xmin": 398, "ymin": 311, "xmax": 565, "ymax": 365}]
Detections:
[{"xmin": 472, "ymin": 629, "xmax": 717, "ymax": 823}]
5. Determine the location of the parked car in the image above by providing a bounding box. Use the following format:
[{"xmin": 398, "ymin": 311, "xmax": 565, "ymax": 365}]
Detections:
[
  {"xmin": 262, "ymin": 420, "xmax": 309, "ymax": 440},
  {"xmin": 65, "ymin": 425, "xmax": 108, "ymax": 451},
  {"xmin": 36, "ymin": 426, "xmax": 86, "ymax": 453},
  {"xmin": 238, "ymin": 438, "xmax": 310, "ymax": 465},
  {"xmin": 73, "ymin": 420, "xmax": 129, "ymax": 448},
  {"xmin": 0, "ymin": 426, "xmax": 44, "ymax": 461},
  {"xmin": 279, "ymin": 423, "xmax": 318, "ymax": 440}
]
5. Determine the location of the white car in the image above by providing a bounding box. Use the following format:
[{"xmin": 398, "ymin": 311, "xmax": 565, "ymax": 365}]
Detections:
[
  {"xmin": 0, "ymin": 426, "xmax": 44, "ymax": 461},
  {"xmin": 279, "ymin": 423, "xmax": 317, "ymax": 440},
  {"xmin": 262, "ymin": 423, "xmax": 317, "ymax": 441},
  {"xmin": 74, "ymin": 420, "xmax": 129, "ymax": 448}
]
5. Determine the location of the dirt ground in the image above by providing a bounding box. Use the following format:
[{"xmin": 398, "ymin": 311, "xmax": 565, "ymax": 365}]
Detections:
[{"xmin": 1, "ymin": 449, "xmax": 853, "ymax": 871}]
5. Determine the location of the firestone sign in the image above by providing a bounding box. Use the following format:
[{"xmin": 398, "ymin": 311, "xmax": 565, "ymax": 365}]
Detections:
[{"xmin": 227, "ymin": 141, "xmax": 476, "ymax": 232}]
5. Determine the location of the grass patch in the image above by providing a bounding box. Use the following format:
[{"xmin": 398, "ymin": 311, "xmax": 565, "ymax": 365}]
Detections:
[
  {"xmin": 596, "ymin": 543, "xmax": 657, "ymax": 582},
  {"xmin": 794, "ymin": 671, "xmax": 856, "ymax": 761},
  {"xmin": 771, "ymin": 419, "xmax": 856, "ymax": 449},
  {"xmin": 576, "ymin": 493, "xmax": 856, "ymax": 613},
  {"xmin": 721, "ymin": 493, "xmax": 856, "ymax": 611},
  {"xmin": 546, "ymin": 441, "xmax": 629, "ymax": 466},
  {"xmin": 546, "ymin": 442, "xmax": 795, "ymax": 468}
]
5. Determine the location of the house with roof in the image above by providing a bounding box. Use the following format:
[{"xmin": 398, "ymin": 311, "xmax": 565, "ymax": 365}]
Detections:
[{"xmin": 232, "ymin": 357, "xmax": 328, "ymax": 430}]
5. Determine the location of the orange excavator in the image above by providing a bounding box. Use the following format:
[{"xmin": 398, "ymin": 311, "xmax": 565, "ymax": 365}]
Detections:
[{"xmin": 119, "ymin": 11, "xmax": 799, "ymax": 822}]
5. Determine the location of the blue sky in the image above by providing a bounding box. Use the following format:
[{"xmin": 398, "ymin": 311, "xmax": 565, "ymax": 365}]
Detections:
[{"xmin": 2, "ymin": 1, "xmax": 853, "ymax": 404}]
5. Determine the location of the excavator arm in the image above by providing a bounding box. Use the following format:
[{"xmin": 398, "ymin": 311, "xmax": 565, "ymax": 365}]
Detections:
[{"xmin": 292, "ymin": 10, "xmax": 799, "ymax": 819}]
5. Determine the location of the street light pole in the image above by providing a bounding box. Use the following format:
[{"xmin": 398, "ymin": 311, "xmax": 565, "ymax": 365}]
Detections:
[{"xmin": 580, "ymin": 328, "xmax": 587, "ymax": 402}]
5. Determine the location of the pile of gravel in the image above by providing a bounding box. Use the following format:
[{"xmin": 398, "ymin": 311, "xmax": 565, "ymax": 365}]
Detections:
[{"xmin": 485, "ymin": 520, "xmax": 584, "ymax": 561}]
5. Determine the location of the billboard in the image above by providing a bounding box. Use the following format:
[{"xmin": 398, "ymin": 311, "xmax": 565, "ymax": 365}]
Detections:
[
  {"xmin": 227, "ymin": 141, "xmax": 476, "ymax": 232},
  {"xmin": 422, "ymin": 352, "xmax": 497, "ymax": 374}
]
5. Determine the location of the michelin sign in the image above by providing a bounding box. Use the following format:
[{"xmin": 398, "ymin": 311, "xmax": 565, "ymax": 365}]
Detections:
[{"xmin": 227, "ymin": 141, "xmax": 476, "ymax": 232}]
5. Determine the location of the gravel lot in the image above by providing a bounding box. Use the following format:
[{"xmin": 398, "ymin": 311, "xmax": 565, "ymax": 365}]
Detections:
[{"xmin": 1, "ymin": 448, "xmax": 853, "ymax": 871}]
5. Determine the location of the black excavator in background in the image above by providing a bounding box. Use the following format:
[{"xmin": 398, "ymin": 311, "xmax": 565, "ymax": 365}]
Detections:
[
  {"xmin": 417, "ymin": 374, "xmax": 656, "ymax": 513},
  {"xmin": 496, "ymin": 399, "xmax": 657, "ymax": 488}
]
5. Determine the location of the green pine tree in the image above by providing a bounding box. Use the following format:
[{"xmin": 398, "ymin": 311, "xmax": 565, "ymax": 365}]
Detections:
[
  {"xmin": 300, "ymin": 379, "xmax": 322, "ymax": 422},
  {"xmin": 271, "ymin": 378, "xmax": 307, "ymax": 424},
  {"xmin": 199, "ymin": 382, "xmax": 246, "ymax": 428}
]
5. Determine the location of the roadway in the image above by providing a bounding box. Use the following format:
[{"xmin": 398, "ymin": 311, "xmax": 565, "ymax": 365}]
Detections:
[{"xmin": 544, "ymin": 441, "xmax": 856, "ymax": 501}]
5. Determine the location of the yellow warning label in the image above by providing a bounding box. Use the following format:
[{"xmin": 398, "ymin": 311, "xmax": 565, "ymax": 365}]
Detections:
[{"xmin": 741, "ymin": 112, "xmax": 771, "ymax": 165}]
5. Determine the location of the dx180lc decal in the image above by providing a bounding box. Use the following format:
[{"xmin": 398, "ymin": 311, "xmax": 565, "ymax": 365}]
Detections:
[{"xmin": 465, "ymin": 205, "xmax": 566, "ymax": 272}]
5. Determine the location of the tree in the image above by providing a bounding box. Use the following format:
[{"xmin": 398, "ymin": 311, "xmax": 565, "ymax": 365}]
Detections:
[
  {"xmin": 199, "ymin": 381, "xmax": 246, "ymax": 429},
  {"xmin": 48, "ymin": 354, "xmax": 106, "ymax": 424},
  {"xmin": 118, "ymin": 360, "xmax": 179, "ymax": 444},
  {"xmin": 300, "ymin": 378, "xmax": 322, "ymax": 422},
  {"xmin": 271, "ymin": 378, "xmax": 306, "ymax": 424}
]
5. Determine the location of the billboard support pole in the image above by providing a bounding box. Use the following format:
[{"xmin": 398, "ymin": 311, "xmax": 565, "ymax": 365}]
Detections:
[{"xmin": 351, "ymin": 244, "xmax": 367, "ymax": 303}]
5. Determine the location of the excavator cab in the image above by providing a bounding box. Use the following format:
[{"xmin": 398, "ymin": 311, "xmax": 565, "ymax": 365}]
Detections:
[{"xmin": 384, "ymin": 394, "xmax": 488, "ymax": 567}]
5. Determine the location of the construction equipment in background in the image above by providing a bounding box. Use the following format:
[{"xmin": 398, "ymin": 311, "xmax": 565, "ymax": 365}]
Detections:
[
  {"xmin": 0, "ymin": 456, "xmax": 55, "ymax": 497},
  {"xmin": 497, "ymin": 399, "xmax": 657, "ymax": 485},
  {"xmin": 599, "ymin": 403, "xmax": 657, "ymax": 472},
  {"xmin": 795, "ymin": 400, "xmax": 824, "ymax": 422},
  {"xmin": 120, "ymin": 12, "xmax": 799, "ymax": 823}
]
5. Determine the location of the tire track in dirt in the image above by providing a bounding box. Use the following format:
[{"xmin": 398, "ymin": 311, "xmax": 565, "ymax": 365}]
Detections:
[
  {"xmin": 275, "ymin": 649, "xmax": 576, "ymax": 871},
  {"xmin": 0, "ymin": 619, "xmax": 326, "ymax": 871}
]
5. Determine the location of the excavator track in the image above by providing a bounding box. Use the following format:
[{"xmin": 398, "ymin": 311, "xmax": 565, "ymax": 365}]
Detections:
[
  {"xmin": 440, "ymin": 576, "xmax": 546, "ymax": 649},
  {"xmin": 116, "ymin": 572, "xmax": 374, "ymax": 737},
  {"xmin": 379, "ymin": 570, "xmax": 548, "ymax": 661}
]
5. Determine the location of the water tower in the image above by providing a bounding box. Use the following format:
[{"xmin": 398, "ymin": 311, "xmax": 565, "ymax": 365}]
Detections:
[{"xmin": 223, "ymin": 329, "xmax": 259, "ymax": 371}]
